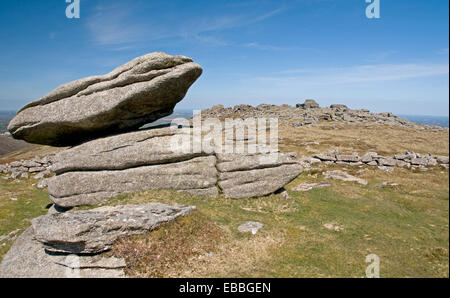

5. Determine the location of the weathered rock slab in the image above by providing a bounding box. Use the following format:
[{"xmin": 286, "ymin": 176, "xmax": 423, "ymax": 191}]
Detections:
[
  {"xmin": 294, "ymin": 182, "xmax": 331, "ymax": 192},
  {"xmin": 323, "ymin": 170, "xmax": 368, "ymax": 185},
  {"xmin": 48, "ymin": 156, "xmax": 218, "ymax": 208},
  {"xmin": 238, "ymin": 222, "xmax": 263, "ymax": 234},
  {"xmin": 32, "ymin": 203, "xmax": 195, "ymax": 254},
  {"xmin": 217, "ymin": 152, "xmax": 303, "ymax": 199},
  {"xmin": 51, "ymin": 126, "xmax": 200, "ymax": 174},
  {"xmin": 0, "ymin": 227, "xmax": 126, "ymax": 278}
]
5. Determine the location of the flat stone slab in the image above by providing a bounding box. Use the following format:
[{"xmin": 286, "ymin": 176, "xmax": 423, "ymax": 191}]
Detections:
[
  {"xmin": 8, "ymin": 52, "xmax": 202, "ymax": 146},
  {"xmin": 51, "ymin": 127, "xmax": 199, "ymax": 174},
  {"xmin": 238, "ymin": 222, "xmax": 263, "ymax": 234},
  {"xmin": 48, "ymin": 156, "xmax": 218, "ymax": 208},
  {"xmin": 32, "ymin": 203, "xmax": 196, "ymax": 254},
  {"xmin": 0, "ymin": 227, "xmax": 126, "ymax": 278},
  {"xmin": 218, "ymin": 163, "xmax": 303, "ymax": 199},
  {"xmin": 294, "ymin": 182, "xmax": 331, "ymax": 192},
  {"xmin": 323, "ymin": 170, "xmax": 368, "ymax": 185}
]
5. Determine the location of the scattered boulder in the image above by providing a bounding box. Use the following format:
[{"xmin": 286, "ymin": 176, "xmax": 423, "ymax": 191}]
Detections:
[
  {"xmin": 8, "ymin": 52, "xmax": 203, "ymax": 146},
  {"xmin": 378, "ymin": 166, "xmax": 394, "ymax": 173},
  {"xmin": 411, "ymin": 157, "xmax": 428, "ymax": 166},
  {"xmin": 377, "ymin": 157, "xmax": 397, "ymax": 167},
  {"xmin": 378, "ymin": 182, "xmax": 399, "ymax": 188},
  {"xmin": 330, "ymin": 104, "xmax": 348, "ymax": 110},
  {"xmin": 323, "ymin": 170, "xmax": 368, "ymax": 185},
  {"xmin": 323, "ymin": 223, "xmax": 343, "ymax": 232},
  {"xmin": 238, "ymin": 222, "xmax": 264, "ymax": 235},
  {"xmin": 296, "ymin": 99, "xmax": 320, "ymax": 109},
  {"xmin": 32, "ymin": 203, "xmax": 195, "ymax": 254},
  {"xmin": 294, "ymin": 182, "xmax": 331, "ymax": 192},
  {"xmin": 314, "ymin": 152, "xmax": 337, "ymax": 161},
  {"xmin": 361, "ymin": 152, "xmax": 378, "ymax": 163},
  {"xmin": 337, "ymin": 153, "xmax": 360, "ymax": 162},
  {"xmin": 437, "ymin": 156, "xmax": 449, "ymax": 164},
  {"xmin": 36, "ymin": 179, "xmax": 48, "ymax": 189}
]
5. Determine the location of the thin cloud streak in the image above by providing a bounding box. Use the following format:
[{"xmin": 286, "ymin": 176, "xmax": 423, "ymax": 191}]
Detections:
[
  {"xmin": 85, "ymin": 4, "xmax": 287, "ymax": 46},
  {"xmin": 257, "ymin": 64, "xmax": 450, "ymax": 85}
]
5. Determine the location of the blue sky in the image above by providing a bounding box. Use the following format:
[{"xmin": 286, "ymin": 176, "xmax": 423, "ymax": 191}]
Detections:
[{"xmin": 0, "ymin": 0, "xmax": 448, "ymax": 115}]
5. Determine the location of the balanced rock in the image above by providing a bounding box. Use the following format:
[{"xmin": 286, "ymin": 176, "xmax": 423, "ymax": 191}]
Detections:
[
  {"xmin": 8, "ymin": 52, "xmax": 202, "ymax": 146},
  {"xmin": 32, "ymin": 203, "xmax": 195, "ymax": 254}
]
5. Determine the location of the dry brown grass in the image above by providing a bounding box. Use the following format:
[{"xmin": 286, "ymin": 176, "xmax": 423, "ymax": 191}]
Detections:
[
  {"xmin": 279, "ymin": 122, "xmax": 449, "ymax": 158},
  {"xmin": 111, "ymin": 211, "xmax": 223, "ymax": 278},
  {"xmin": 170, "ymin": 229, "xmax": 285, "ymax": 278}
]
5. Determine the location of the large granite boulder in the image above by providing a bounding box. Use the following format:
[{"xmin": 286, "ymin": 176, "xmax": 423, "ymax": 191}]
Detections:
[
  {"xmin": 32, "ymin": 203, "xmax": 195, "ymax": 254},
  {"xmin": 8, "ymin": 52, "xmax": 202, "ymax": 146}
]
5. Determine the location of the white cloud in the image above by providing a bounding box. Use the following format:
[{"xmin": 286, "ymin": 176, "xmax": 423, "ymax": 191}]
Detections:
[
  {"xmin": 257, "ymin": 63, "xmax": 450, "ymax": 85},
  {"xmin": 85, "ymin": 4, "xmax": 286, "ymax": 46}
]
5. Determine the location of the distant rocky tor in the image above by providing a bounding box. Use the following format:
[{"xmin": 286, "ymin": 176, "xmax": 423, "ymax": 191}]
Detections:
[
  {"xmin": 8, "ymin": 52, "xmax": 203, "ymax": 146},
  {"xmin": 200, "ymin": 100, "xmax": 448, "ymax": 131}
]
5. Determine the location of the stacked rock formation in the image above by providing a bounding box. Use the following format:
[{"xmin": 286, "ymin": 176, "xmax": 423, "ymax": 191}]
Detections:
[
  {"xmin": 46, "ymin": 125, "xmax": 302, "ymax": 208},
  {"xmin": 7, "ymin": 52, "xmax": 303, "ymax": 209},
  {"xmin": 1, "ymin": 53, "xmax": 303, "ymax": 277}
]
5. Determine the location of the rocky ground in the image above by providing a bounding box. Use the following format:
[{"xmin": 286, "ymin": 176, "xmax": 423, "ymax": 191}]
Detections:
[
  {"xmin": 200, "ymin": 100, "xmax": 448, "ymax": 132},
  {"xmin": 0, "ymin": 119, "xmax": 448, "ymax": 277}
]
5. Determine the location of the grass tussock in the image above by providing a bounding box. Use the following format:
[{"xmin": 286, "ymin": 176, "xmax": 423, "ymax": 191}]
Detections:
[{"xmin": 111, "ymin": 211, "xmax": 223, "ymax": 278}]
